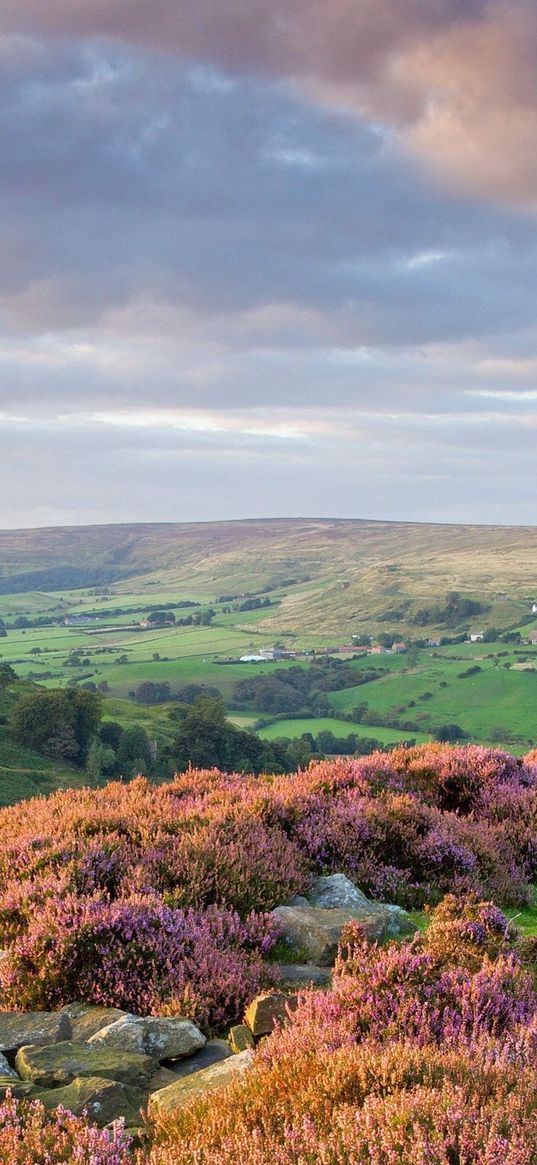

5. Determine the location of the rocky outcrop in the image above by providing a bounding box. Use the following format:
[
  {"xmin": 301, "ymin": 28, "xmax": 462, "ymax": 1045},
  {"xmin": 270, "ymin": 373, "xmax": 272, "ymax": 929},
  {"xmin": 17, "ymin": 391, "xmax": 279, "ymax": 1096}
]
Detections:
[
  {"xmin": 148, "ymin": 1050, "xmax": 254, "ymax": 1116},
  {"xmin": 88, "ymin": 1015, "xmax": 205, "ymax": 1061},
  {"xmin": 60, "ymin": 1003, "xmax": 129, "ymax": 1042},
  {"xmin": 272, "ymin": 875, "xmax": 417, "ymax": 965},
  {"xmin": 0, "ymin": 1011, "xmax": 71, "ymax": 1055},
  {"xmin": 35, "ymin": 1075, "xmax": 146, "ymax": 1129},
  {"xmin": 15, "ymin": 1040, "xmax": 157, "ymax": 1089}
]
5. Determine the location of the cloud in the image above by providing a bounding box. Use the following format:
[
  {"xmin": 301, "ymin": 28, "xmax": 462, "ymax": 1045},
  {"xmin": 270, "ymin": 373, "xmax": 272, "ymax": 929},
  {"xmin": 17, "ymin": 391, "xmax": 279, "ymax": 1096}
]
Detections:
[
  {"xmin": 0, "ymin": 4, "xmax": 536, "ymax": 527},
  {"xmin": 1, "ymin": 2, "xmax": 536, "ymax": 208}
]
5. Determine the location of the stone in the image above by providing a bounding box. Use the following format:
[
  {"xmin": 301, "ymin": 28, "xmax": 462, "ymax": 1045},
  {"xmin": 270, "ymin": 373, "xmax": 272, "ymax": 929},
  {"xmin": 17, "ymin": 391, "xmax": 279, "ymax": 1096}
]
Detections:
[
  {"xmin": 305, "ymin": 874, "xmax": 372, "ymax": 911},
  {"xmin": 148, "ymin": 1050, "xmax": 253, "ymax": 1116},
  {"xmin": 0, "ymin": 1075, "xmax": 35, "ymax": 1100},
  {"xmin": 228, "ymin": 1024, "xmax": 255, "ymax": 1053},
  {"xmin": 272, "ymin": 904, "xmax": 416, "ymax": 966},
  {"xmin": 244, "ymin": 993, "xmax": 298, "ymax": 1037},
  {"xmin": 88, "ymin": 1015, "xmax": 205, "ymax": 1061},
  {"xmin": 0, "ymin": 1052, "xmax": 18, "ymax": 1079},
  {"xmin": 0, "ymin": 1011, "xmax": 71, "ymax": 1056},
  {"xmin": 15, "ymin": 1040, "xmax": 156, "ymax": 1089},
  {"xmin": 35, "ymin": 1075, "xmax": 146, "ymax": 1129},
  {"xmin": 380, "ymin": 904, "xmax": 419, "ymax": 939},
  {"xmin": 276, "ymin": 964, "xmax": 332, "ymax": 988},
  {"xmin": 167, "ymin": 1039, "xmax": 232, "ymax": 1077},
  {"xmin": 60, "ymin": 1003, "xmax": 129, "ymax": 1042},
  {"xmin": 147, "ymin": 1067, "xmax": 179, "ymax": 1093}
]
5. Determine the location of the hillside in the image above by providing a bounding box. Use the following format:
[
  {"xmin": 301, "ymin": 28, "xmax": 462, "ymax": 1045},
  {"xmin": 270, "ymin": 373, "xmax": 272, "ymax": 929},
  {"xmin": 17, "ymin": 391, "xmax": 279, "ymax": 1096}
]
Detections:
[{"xmin": 1, "ymin": 518, "xmax": 537, "ymax": 636}]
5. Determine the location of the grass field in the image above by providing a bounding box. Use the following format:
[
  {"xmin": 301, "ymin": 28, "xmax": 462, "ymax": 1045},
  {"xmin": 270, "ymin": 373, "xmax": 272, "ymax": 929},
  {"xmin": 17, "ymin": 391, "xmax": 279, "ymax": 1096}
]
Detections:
[
  {"xmin": 1, "ymin": 518, "xmax": 537, "ymax": 769},
  {"xmin": 257, "ymin": 717, "xmax": 430, "ymax": 744}
]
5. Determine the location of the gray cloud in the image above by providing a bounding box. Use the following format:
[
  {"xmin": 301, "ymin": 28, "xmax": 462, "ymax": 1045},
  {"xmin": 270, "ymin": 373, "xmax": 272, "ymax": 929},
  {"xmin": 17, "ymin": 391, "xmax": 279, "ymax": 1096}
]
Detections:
[{"xmin": 0, "ymin": 6, "xmax": 536, "ymax": 527}]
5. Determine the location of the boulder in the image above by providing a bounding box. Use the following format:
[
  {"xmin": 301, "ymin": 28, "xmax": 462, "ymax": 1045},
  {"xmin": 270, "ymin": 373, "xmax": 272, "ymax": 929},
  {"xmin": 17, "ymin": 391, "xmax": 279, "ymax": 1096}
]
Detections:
[
  {"xmin": 35, "ymin": 1075, "xmax": 146, "ymax": 1129},
  {"xmin": 272, "ymin": 904, "xmax": 416, "ymax": 966},
  {"xmin": 276, "ymin": 964, "xmax": 332, "ymax": 988},
  {"xmin": 88, "ymin": 1015, "xmax": 205, "ymax": 1061},
  {"xmin": 0, "ymin": 1011, "xmax": 71, "ymax": 1056},
  {"xmin": 305, "ymin": 874, "xmax": 372, "ymax": 911},
  {"xmin": 148, "ymin": 1050, "xmax": 253, "ymax": 1116},
  {"xmin": 168, "ymin": 1039, "xmax": 232, "ymax": 1077},
  {"xmin": 60, "ymin": 1003, "xmax": 129, "ymax": 1042},
  {"xmin": 15, "ymin": 1040, "xmax": 156, "ymax": 1089},
  {"xmin": 228, "ymin": 1024, "xmax": 255, "ymax": 1053},
  {"xmin": 244, "ymin": 992, "xmax": 298, "ymax": 1038}
]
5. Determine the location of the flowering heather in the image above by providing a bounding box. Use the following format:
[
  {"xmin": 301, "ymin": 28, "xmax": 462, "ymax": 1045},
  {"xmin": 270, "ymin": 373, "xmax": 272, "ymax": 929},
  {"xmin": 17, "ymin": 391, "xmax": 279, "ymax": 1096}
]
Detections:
[
  {"xmin": 0, "ymin": 746, "xmax": 534, "ymax": 1028},
  {"xmin": 146, "ymin": 896, "xmax": 537, "ymax": 1165},
  {"xmin": 0, "ymin": 1093, "xmax": 131, "ymax": 1164}
]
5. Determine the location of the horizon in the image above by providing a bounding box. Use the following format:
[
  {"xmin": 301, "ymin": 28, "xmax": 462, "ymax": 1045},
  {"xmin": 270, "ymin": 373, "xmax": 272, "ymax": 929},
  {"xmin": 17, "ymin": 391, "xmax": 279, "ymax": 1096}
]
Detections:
[
  {"xmin": 1, "ymin": 2, "xmax": 537, "ymax": 527},
  {"xmin": 1, "ymin": 513, "xmax": 537, "ymax": 536}
]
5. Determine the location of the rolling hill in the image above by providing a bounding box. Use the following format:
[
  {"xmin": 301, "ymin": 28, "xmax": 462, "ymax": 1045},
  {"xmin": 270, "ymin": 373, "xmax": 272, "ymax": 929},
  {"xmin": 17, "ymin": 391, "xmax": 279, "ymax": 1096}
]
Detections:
[{"xmin": 0, "ymin": 518, "xmax": 536, "ymax": 637}]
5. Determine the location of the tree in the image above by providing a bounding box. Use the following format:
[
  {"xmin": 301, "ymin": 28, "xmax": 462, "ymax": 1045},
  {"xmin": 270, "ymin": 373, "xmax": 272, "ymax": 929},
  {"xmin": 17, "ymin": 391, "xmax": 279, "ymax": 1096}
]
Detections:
[
  {"xmin": 10, "ymin": 688, "xmax": 101, "ymax": 764},
  {"xmin": 116, "ymin": 726, "xmax": 151, "ymax": 777},
  {"xmin": 0, "ymin": 664, "xmax": 16, "ymax": 689}
]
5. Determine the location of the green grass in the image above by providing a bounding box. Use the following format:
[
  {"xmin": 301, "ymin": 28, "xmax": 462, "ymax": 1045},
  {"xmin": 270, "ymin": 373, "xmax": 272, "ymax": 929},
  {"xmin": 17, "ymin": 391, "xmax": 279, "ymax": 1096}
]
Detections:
[{"xmin": 257, "ymin": 717, "xmax": 429, "ymax": 744}]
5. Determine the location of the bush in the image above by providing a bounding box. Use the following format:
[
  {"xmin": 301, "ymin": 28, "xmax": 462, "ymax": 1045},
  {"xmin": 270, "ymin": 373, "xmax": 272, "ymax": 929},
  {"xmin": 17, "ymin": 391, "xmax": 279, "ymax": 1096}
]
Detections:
[{"xmin": 0, "ymin": 1093, "xmax": 131, "ymax": 1164}]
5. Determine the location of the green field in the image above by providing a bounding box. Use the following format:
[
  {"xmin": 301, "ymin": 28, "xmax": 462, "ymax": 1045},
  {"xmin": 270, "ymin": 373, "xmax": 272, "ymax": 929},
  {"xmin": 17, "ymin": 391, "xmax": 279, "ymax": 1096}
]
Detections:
[
  {"xmin": 257, "ymin": 718, "xmax": 429, "ymax": 745},
  {"xmin": 1, "ymin": 518, "xmax": 537, "ymax": 785}
]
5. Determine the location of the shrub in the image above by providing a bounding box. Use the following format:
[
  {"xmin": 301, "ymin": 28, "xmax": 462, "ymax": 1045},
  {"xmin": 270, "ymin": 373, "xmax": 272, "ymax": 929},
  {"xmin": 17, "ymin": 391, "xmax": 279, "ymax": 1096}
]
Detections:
[{"xmin": 0, "ymin": 1093, "xmax": 131, "ymax": 1164}]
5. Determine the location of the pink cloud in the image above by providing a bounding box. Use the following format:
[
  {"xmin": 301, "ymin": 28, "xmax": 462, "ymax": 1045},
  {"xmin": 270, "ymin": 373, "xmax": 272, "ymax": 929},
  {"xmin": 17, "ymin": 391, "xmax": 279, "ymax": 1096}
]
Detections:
[{"xmin": 1, "ymin": 2, "xmax": 536, "ymax": 207}]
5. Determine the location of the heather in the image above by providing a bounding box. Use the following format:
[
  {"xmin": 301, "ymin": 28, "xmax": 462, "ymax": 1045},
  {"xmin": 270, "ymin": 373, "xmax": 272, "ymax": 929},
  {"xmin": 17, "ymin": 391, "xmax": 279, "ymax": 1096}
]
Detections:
[
  {"xmin": 147, "ymin": 897, "xmax": 537, "ymax": 1165},
  {"xmin": 0, "ymin": 1093, "xmax": 131, "ymax": 1164},
  {"xmin": 0, "ymin": 746, "xmax": 535, "ymax": 1029}
]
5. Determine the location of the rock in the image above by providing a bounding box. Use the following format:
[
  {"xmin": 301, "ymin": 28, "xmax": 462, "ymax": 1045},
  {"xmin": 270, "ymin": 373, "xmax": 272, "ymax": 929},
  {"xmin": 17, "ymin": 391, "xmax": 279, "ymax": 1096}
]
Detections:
[
  {"xmin": 0, "ymin": 1075, "xmax": 35, "ymax": 1100},
  {"xmin": 244, "ymin": 992, "xmax": 298, "ymax": 1038},
  {"xmin": 0, "ymin": 1011, "xmax": 71, "ymax": 1056},
  {"xmin": 89, "ymin": 1015, "xmax": 205, "ymax": 1061},
  {"xmin": 272, "ymin": 904, "xmax": 416, "ymax": 966},
  {"xmin": 228, "ymin": 1024, "xmax": 255, "ymax": 1053},
  {"xmin": 15, "ymin": 1040, "xmax": 156, "ymax": 1089},
  {"xmin": 305, "ymin": 874, "xmax": 372, "ymax": 911},
  {"xmin": 148, "ymin": 1050, "xmax": 253, "ymax": 1116},
  {"xmin": 276, "ymin": 964, "xmax": 332, "ymax": 988},
  {"xmin": 379, "ymin": 904, "xmax": 419, "ymax": 939},
  {"xmin": 0, "ymin": 1052, "xmax": 18, "ymax": 1079},
  {"xmin": 167, "ymin": 1039, "xmax": 232, "ymax": 1077},
  {"xmin": 35, "ymin": 1075, "xmax": 146, "ymax": 1129},
  {"xmin": 60, "ymin": 1003, "xmax": 129, "ymax": 1042},
  {"xmin": 147, "ymin": 1067, "xmax": 179, "ymax": 1093}
]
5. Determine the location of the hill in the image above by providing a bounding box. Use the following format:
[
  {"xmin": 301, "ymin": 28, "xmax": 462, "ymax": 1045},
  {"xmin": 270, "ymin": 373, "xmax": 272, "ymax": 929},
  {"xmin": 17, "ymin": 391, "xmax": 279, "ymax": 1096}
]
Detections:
[{"xmin": 1, "ymin": 517, "xmax": 537, "ymax": 637}]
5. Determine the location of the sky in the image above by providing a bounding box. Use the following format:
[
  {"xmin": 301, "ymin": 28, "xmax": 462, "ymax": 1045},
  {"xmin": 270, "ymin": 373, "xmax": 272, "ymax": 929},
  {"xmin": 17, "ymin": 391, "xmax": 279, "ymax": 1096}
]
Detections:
[{"xmin": 1, "ymin": 0, "xmax": 537, "ymax": 529}]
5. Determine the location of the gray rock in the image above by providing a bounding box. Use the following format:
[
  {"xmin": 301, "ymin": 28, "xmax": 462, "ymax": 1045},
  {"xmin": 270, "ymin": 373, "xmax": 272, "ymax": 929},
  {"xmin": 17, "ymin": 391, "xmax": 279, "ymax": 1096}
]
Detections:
[
  {"xmin": 0, "ymin": 1052, "xmax": 18, "ymax": 1079},
  {"xmin": 35, "ymin": 1075, "xmax": 146, "ymax": 1129},
  {"xmin": 15, "ymin": 1040, "xmax": 156, "ymax": 1089},
  {"xmin": 88, "ymin": 1015, "xmax": 205, "ymax": 1061},
  {"xmin": 305, "ymin": 874, "xmax": 372, "ymax": 911},
  {"xmin": 60, "ymin": 1003, "xmax": 129, "ymax": 1042},
  {"xmin": 0, "ymin": 1011, "xmax": 71, "ymax": 1055},
  {"xmin": 168, "ymin": 1039, "xmax": 232, "ymax": 1077},
  {"xmin": 272, "ymin": 904, "xmax": 416, "ymax": 965},
  {"xmin": 148, "ymin": 1050, "xmax": 253, "ymax": 1116},
  {"xmin": 380, "ymin": 903, "xmax": 420, "ymax": 939},
  {"xmin": 276, "ymin": 963, "xmax": 332, "ymax": 988}
]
